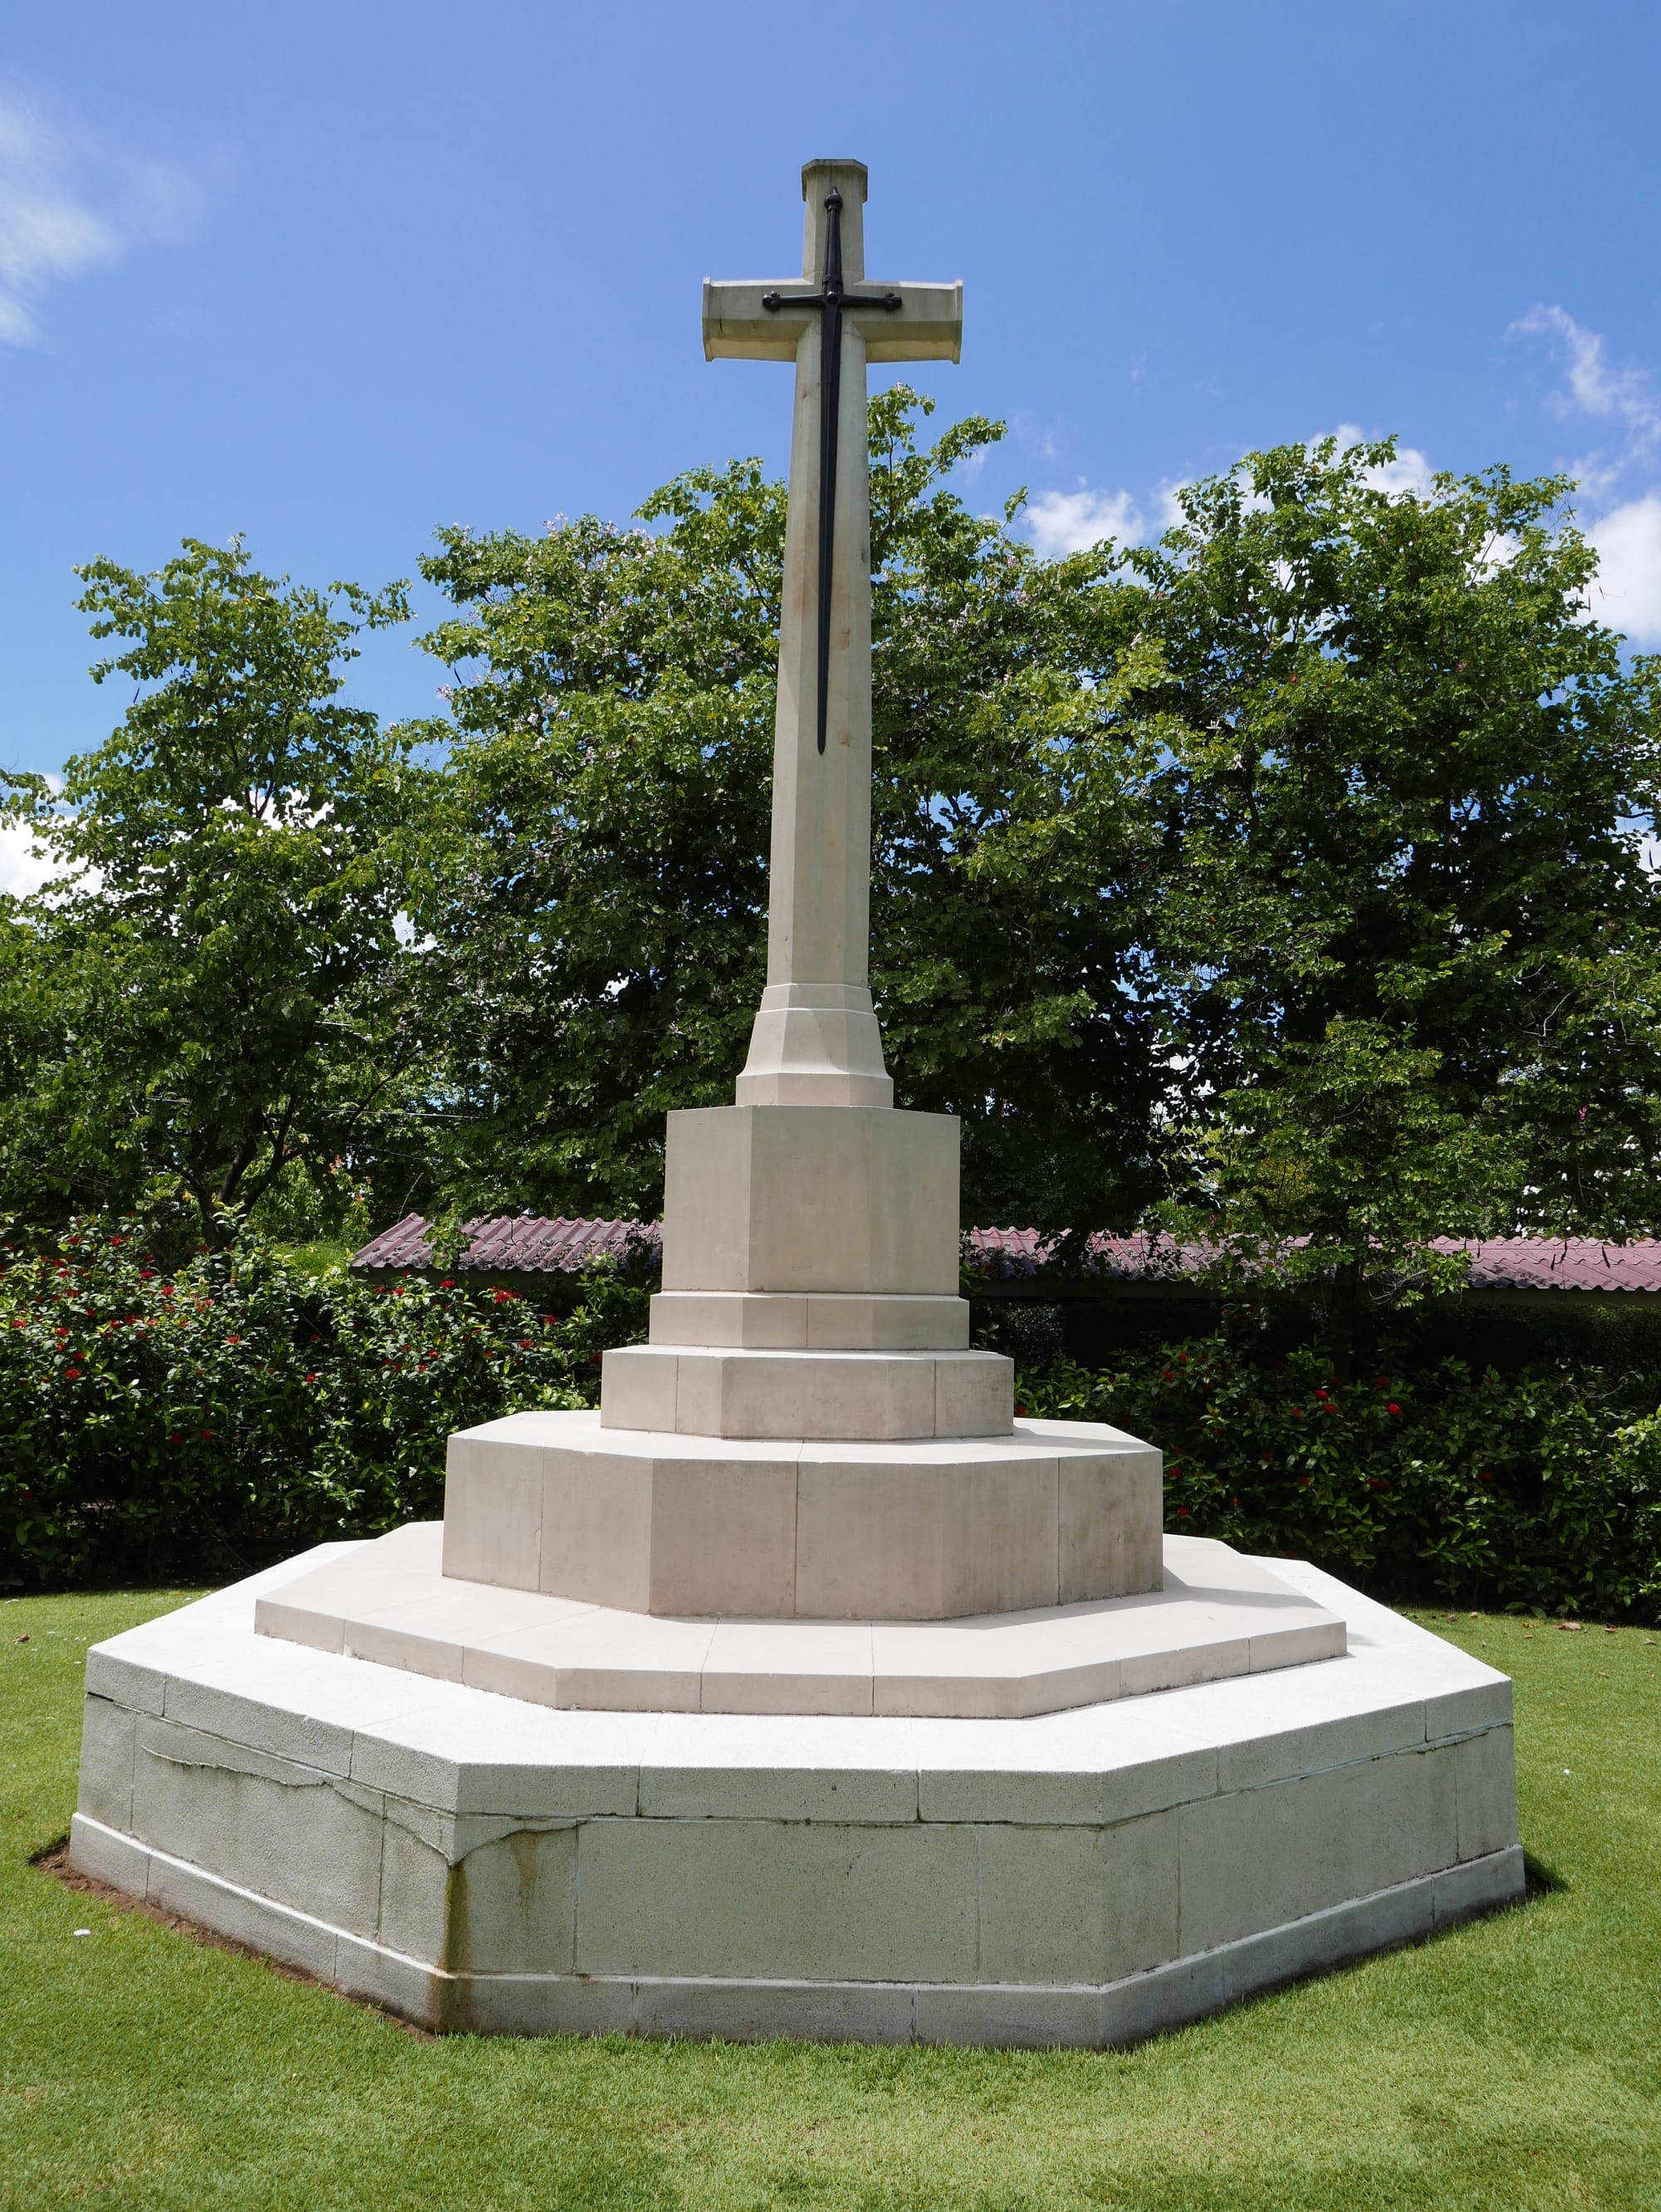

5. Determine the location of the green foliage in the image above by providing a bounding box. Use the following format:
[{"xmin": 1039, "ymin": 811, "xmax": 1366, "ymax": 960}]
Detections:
[
  {"xmin": 0, "ymin": 540, "xmax": 438, "ymax": 1248},
  {"xmin": 409, "ymin": 461, "xmax": 784, "ymax": 1214},
  {"xmin": 407, "ymin": 410, "xmax": 1661, "ymax": 1277},
  {"xmin": 1093, "ymin": 439, "xmax": 1661, "ymax": 1323},
  {"xmin": 0, "ymin": 1219, "xmax": 647, "ymax": 1590},
  {"xmin": 1019, "ymin": 1330, "xmax": 1661, "ymax": 1620},
  {"xmin": 411, "ymin": 393, "xmax": 1169, "ymax": 1229},
  {"xmin": 7, "ymin": 416, "xmax": 1661, "ymax": 1369}
]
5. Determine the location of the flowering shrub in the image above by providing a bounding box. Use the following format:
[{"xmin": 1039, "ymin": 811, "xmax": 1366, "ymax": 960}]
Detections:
[
  {"xmin": 1019, "ymin": 1337, "xmax": 1661, "ymax": 1620},
  {"xmin": 0, "ymin": 1221, "xmax": 644, "ymax": 1588}
]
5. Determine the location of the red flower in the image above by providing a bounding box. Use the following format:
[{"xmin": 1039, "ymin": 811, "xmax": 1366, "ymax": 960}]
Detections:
[
  {"xmin": 140, "ymin": 1269, "xmax": 155, "ymax": 1281},
  {"xmin": 110, "ymin": 1236, "xmax": 124, "ymax": 1247},
  {"xmin": 1161, "ymin": 1368, "xmax": 1175, "ymax": 1383},
  {"xmin": 225, "ymin": 1334, "xmax": 241, "ymax": 1346},
  {"xmin": 198, "ymin": 1428, "xmax": 214, "ymax": 1441},
  {"xmin": 169, "ymin": 1431, "xmax": 183, "ymax": 1447},
  {"xmin": 1290, "ymin": 1406, "xmax": 1305, "ymax": 1419},
  {"xmin": 65, "ymin": 1367, "xmax": 83, "ymax": 1381},
  {"xmin": 1299, "ymin": 1475, "xmax": 1312, "ymax": 1489},
  {"xmin": 1387, "ymin": 1401, "xmax": 1401, "ymax": 1415},
  {"xmin": 1175, "ymin": 1505, "xmax": 1192, "ymax": 1518},
  {"xmin": 439, "ymin": 1278, "xmax": 456, "ymax": 1289},
  {"xmin": 8, "ymin": 1318, "xmax": 22, "ymax": 1331},
  {"xmin": 1014, "ymin": 1403, "xmax": 1028, "ymax": 1417},
  {"xmin": 1374, "ymin": 1375, "xmax": 1389, "ymax": 1388},
  {"xmin": 517, "ymin": 1337, "xmax": 533, "ymax": 1351},
  {"xmin": 303, "ymin": 1372, "xmax": 319, "ymax": 1385},
  {"xmin": 1368, "ymin": 1476, "xmax": 1390, "ymax": 1491},
  {"xmin": 1230, "ymin": 1494, "xmax": 1241, "ymax": 1507}
]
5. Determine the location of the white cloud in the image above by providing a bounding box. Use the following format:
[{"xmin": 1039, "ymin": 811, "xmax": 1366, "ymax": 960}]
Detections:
[
  {"xmin": 0, "ymin": 817, "xmax": 64, "ymax": 898},
  {"xmin": 1325, "ymin": 424, "xmax": 1436, "ymax": 498},
  {"xmin": 0, "ymin": 87, "xmax": 201, "ymax": 345},
  {"xmin": 1588, "ymin": 493, "xmax": 1661, "ymax": 645},
  {"xmin": 1025, "ymin": 485, "xmax": 1143, "ymax": 558}
]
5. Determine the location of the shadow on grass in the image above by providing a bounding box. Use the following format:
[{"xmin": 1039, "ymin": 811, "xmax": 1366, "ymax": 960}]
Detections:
[{"xmin": 1523, "ymin": 1846, "xmax": 1570, "ymax": 1896}]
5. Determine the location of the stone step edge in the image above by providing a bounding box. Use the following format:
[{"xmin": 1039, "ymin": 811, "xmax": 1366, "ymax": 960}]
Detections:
[{"xmin": 67, "ymin": 1814, "xmax": 1526, "ymax": 2047}]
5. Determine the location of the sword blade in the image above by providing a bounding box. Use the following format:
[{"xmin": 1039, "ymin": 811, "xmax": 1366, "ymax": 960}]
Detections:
[{"xmin": 817, "ymin": 295, "xmax": 840, "ymax": 757}]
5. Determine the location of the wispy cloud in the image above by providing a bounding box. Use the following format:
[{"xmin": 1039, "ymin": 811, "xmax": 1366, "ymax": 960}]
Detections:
[
  {"xmin": 1025, "ymin": 484, "xmax": 1143, "ymax": 558},
  {"xmin": 0, "ymin": 87, "xmax": 202, "ymax": 346},
  {"xmin": 1512, "ymin": 307, "xmax": 1661, "ymax": 641},
  {"xmin": 1511, "ymin": 305, "xmax": 1661, "ymax": 498}
]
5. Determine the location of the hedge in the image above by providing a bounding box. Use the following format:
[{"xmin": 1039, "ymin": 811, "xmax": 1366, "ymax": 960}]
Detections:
[
  {"xmin": 1019, "ymin": 1334, "xmax": 1661, "ymax": 1621},
  {"xmin": 0, "ymin": 1220, "xmax": 643, "ymax": 1589},
  {"xmin": 6, "ymin": 1219, "xmax": 1660, "ymax": 1619}
]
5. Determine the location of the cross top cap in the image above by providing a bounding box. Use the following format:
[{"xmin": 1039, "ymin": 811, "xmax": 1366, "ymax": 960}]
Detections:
[{"xmin": 801, "ymin": 158, "xmax": 867, "ymax": 202}]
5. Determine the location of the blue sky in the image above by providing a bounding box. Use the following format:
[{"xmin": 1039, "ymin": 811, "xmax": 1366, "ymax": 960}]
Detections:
[{"xmin": 3, "ymin": 0, "xmax": 1660, "ymax": 881}]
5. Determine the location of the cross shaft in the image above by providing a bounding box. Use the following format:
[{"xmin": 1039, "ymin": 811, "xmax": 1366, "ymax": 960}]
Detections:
[{"xmin": 703, "ymin": 161, "xmax": 961, "ymax": 1108}]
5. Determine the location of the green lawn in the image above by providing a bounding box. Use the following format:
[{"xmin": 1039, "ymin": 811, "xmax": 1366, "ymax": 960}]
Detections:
[{"xmin": 3, "ymin": 1593, "xmax": 1659, "ymax": 2211}]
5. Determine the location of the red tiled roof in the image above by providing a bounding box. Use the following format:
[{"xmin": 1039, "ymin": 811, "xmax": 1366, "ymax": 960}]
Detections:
[
  {"xmin": 352, "ymin": 1213, "xmax": 661, "ymax": 1273},
  {"xmin": 350, "ymin": 1215, "xmax": 1661, "ymax": 1294}
]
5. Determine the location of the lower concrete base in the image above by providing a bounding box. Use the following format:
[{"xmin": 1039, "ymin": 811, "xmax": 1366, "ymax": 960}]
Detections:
[
  {"xmin": 69, "ymin": 1548, "xmax": 1524, "ymax": 2046},
  {"xmin": 68, "ymin": 1812, "xmax": 1521, "ymax": 2043}
]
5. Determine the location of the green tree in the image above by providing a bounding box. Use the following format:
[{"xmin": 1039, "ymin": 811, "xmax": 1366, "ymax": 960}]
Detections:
[
  {"xmin": 1071, "ymin": 438, "xmax": 1661, "ymax": 1355},
  {"xmin": 0, "ymin": 539, "xmax": 434, "ymax": 1246},
  {"xmin": 415, "ymin": 414, "xmax": 1661, "ymax": 1320},
  {"xmin": 413, "ymin": 391, "xmax": 1172, "ymax": 1230}
]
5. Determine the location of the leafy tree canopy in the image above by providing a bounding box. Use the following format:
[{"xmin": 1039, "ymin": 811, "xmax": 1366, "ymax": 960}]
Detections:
[
  {"xmin": 0, "ymin": 539, "xmax": 432, "ymax": 1246},
  {"xmin": 412, "ymin": 390, "xmax": 1169, "ymax": 1231},
  {"xmin": 410, "ymin": 405, "xmax": 1661, "ymax": 1342},
  {"xmin": 7, "ymin": 413, "xmax": 1659, "ymax": 1346}
]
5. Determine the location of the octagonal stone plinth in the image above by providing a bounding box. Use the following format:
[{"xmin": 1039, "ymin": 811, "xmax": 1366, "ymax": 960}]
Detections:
[
  {"xmin": 442, "ymin": 1410, "xmax": 1162, "ymax": 1621},
  {"xmin": 71, "ymin": 1546, "xmax": 1522, "ymax": 2044}
]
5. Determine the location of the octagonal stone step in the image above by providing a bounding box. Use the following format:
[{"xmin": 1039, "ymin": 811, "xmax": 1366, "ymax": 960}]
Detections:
[
  {"xmin": 441, "ymin": 1409, "xmax": 1162, "ymax": 1621},
  {"xmin": 254, "ymin": 1523, "xmax": 1345, "ymax": 1719}
]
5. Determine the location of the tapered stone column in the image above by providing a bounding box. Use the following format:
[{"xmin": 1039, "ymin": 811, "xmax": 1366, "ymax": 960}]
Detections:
[{"xmin": 703, "ymin": 159, "xmax": 960, "ymax": 1106}]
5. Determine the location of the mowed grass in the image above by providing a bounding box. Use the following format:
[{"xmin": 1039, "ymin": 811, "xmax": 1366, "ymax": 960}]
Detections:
[{"xmin": 2, "ymin": 1592, "xmax": 1659, "ymax": 2211}]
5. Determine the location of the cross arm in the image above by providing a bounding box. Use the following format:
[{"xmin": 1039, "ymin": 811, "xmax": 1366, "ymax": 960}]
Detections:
[
  {"xmin": 703, "ymin": 281, "xmax": 809, "ymax": 361},
  {"xmin": 859, "ymin": 281, "xmax": 962, "ymax": 364},
  {"xmin": 703, "ymin": 277, "xmax": 963, "ymax": 364}
]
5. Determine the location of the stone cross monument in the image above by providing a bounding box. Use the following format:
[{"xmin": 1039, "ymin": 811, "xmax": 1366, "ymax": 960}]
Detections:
[
  {"xmin": 703, "ymin": 158, "xmax": 961, "ymax": 1108},
  {"xmin": 74, "ymin": 160, "xmax": 1521, "ymax": 2051}
]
